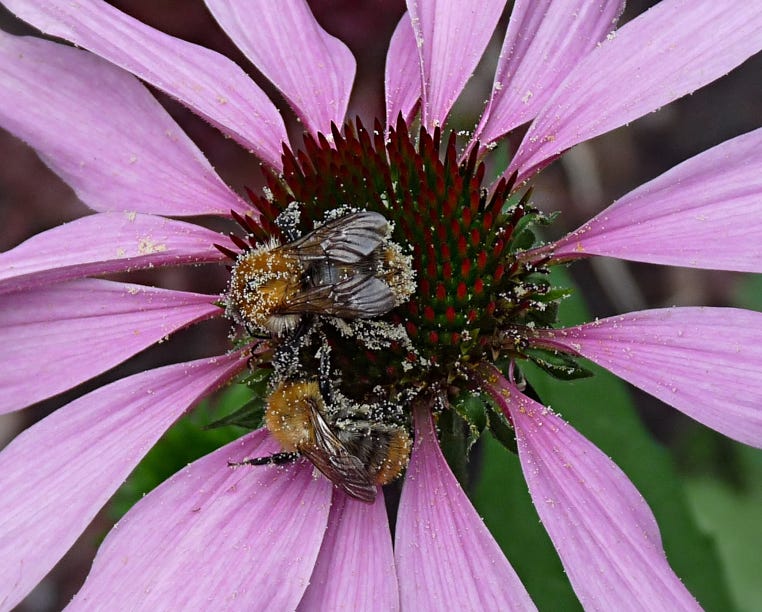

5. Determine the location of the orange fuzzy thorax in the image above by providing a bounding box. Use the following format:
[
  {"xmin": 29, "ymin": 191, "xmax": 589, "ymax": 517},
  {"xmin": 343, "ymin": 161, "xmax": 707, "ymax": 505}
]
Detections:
[
  {"xmin": 264, "ymin": 381, "xmax": 321, "ymax": 451},
  {"xmin": 228, "ymin": 243, "xmax": 302, "ymax": 334}
]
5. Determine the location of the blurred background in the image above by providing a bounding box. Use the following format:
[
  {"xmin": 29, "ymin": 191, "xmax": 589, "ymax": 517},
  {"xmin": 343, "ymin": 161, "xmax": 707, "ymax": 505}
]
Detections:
[{"xmin": 1, "ymin": 1, "xmax": 760, "ymax": 610}]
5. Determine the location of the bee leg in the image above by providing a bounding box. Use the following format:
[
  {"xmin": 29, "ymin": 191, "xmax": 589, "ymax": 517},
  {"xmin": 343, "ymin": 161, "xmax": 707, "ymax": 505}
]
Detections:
[
  {"xmin": 317, "ymin": 340, "xmax": 333, "ymax": 401},
  {"xmin": 228, "ymin": 452, "xmax": 300, "ymax": 467},
  {"xmin": 273, "ymin": 315, "xmax": 314, "ymax": 376},
  {"xmin": 291, "ymin": 314, "xmax": 315, "ymax": 345}
]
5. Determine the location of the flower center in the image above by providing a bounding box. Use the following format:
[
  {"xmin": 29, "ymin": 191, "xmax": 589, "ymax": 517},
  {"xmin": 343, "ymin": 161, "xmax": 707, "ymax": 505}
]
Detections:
[
  {"xmin": 218, "ymin": 118, "xmax": 580, "ymax": 498},
  {"xmin": 224, "ymin": 117, "xmax": 565, "ymax": 400}
]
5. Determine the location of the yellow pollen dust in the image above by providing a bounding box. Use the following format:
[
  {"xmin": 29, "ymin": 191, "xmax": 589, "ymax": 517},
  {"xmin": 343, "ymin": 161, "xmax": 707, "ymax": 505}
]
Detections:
[
  {"xmin": 381, "ymin": 242, "xmax": 417, "ymax": 306},
  {"xmin": 228, "ymin": 243, "xmax": 301, "ymax": 331}
]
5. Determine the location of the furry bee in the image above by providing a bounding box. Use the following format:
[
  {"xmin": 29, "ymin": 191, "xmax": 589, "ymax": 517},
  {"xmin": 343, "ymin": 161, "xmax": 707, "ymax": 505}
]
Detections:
[
  {"xmin": 231, "ymin": 380, "xmax": 412, "ymax": 503},
  {"xmin": 227, "ymin": 211, "xmax": 415, "ymax": 336}
]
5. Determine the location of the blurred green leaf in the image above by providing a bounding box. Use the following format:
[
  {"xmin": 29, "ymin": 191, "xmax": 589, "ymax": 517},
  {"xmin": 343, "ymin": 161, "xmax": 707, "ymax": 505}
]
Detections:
[
  {"xmin": 438, "ymin": 408, "xmax": 471, "ymax": 489},
  {"xmin": 684, "ymin": 445, "xmax": 762, "ymax": 612},
  {"xmin": 735, "ymin": 274, "xmax": 762, "ymax": 311}
]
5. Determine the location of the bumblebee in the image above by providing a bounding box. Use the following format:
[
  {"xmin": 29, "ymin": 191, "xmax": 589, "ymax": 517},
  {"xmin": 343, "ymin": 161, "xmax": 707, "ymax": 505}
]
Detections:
[
  {"xmin": 227, "ymin": 211, "xmax": 415, "ymax": 336},
  {"xmin": 231, "ymin": 380, "xmax": 412, "ymax": 503}
]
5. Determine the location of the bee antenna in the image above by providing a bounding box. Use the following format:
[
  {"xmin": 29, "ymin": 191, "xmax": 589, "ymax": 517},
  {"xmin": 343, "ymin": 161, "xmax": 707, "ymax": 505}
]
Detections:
[
  {"xmin": 292, "ymin": 315, "xmax": 314, "ymax": 343},
  {"xmin": 229, "ymin": 452, "xmax": 300, "ymax": 467},
  {"xmin": 317, "ymin": 350, "xmax": 333, "ymax": 399}
]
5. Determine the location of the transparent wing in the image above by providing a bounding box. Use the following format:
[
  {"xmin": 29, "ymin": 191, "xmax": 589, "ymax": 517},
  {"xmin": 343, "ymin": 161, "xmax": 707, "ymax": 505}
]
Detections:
[
  {"xmin": 300, "ymin": 403, "xmax": 377, "ymax": 503},
  {"xmin": 279, "ymin": 274, "xmax": 396, "ymax": 318},
  {"xmin": 288, "ymin": 211, "xmax": 389, "ymax": 264}
]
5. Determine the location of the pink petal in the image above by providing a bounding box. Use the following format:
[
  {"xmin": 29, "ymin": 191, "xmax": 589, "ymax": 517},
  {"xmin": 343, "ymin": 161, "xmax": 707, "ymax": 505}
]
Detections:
[
  {"xmin": 406, "ymin": 0, "xmax": 507, "ymax": 130},
  {"xmin": 0, "ymin": 212, "xmax": 232, "ymax": 295},
  {"xmin": 3, "ymin": 0, "xmax": 287, "ymax": 170},
  {"xmin": 385, "ymin": 13, "xmax": 421, "ymax": 129},
  {"xmin": 205, "ymin": 0, "xmax": 355, "ymax": 136},
  {"xmin": 0, "ymin": 352, "xmax": 248, "ymax": 611},
  {"xmin": 507, "ymin": 0, "xmax": 762, "ymax": 182},
  {"xmin": 479, "ymin": 366, "xmax": 701, "ymax": 610},
  {"xmin": 70, "ymin": 430, "xmax": 332, "ymax": 610},
  {"xmin": 472, "ymin": 0, "xmax": 625, "ymax": 146},
  {"xmin": 0, "ymin": 279, "xmax": 221, "ymax": 414},
  {"xmin": 396, "ymin": 405, "xmax": 536, "ymax": 610},
  {"xmin": 298, "ymin": 491, "xmax": 399, "ymax": 610},
  {"xmin": 550, "ymin": 128, "xmax": 762, "ymax": 272},
  {"xmin": 533, "ymin": 308, "xmax": 762, "ymax": 448},
  {"xmin": 0, "ymin": 31, "xmax": 247, "ymax": 218}
]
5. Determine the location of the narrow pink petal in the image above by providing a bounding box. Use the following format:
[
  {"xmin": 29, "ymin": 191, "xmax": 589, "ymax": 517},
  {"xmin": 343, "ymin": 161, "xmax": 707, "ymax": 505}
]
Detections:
[
  {"xmin": 205, "ymin": 0, "xmax": 355, "ymax": 136},
  {"xmin": 507, "ymin": 0, "xmax": 762, "ymax": 181},
  {"xmin": 551, "ymin": 128, "xmax": 762, "ymax": 272},
  {"xmin": 479, "ymin": 366, "xmax": 701, "ymax": 610},
  {"xmin": 0, "ymin": 32, "xmax": 248, "ymax": 218},
  {"xmin": 0, "ymin": 279, "xmax": 221, "ymax": 414},
  {"xmin": 3, "ymin": 0, "xmax": 287, "ymax": 169},
  {"xmin": 406, "ymin": 0, "xmax": 507, "ymax": 130},
  {"xmin": 473, "ymin": 0, "xmax": 624, "ymax": 145},
  {"xmin": 0, "ymin": 352, "xmax": 248, "ymax": 611},
  {"xmin": 298, "ymin": 491, "xmax": 399, "ymax": 610},
  {"xmin": 385, "ymin": 13, "xmax": 421, "ymax": 129},
  {"xmin": 0, "ymin": 212, "xmax": 232, "ymax": 295},
  {"xmin": 396, "ymin": 405, "xmax": 536, "ymax": 611},
  {"xmin": 70, "ymin": 430, "xmax": 332, "ymax": 610},
  {"xmin": 534, "ymin": 308, "xmax": 762, "ymax": 448}
]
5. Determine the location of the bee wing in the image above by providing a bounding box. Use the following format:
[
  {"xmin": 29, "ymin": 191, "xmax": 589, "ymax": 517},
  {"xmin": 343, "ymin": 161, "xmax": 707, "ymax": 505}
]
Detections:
[
  {"xmin": 280, "ymin": 274, "xmax": 396, "ymax": 319},
  {"xmin": 288, "ymin": 211, "xmax": 389, "ymax": 264},
  {"xmin": 301, "ymin": 404, "xmax": 377, "ymax": 503}
]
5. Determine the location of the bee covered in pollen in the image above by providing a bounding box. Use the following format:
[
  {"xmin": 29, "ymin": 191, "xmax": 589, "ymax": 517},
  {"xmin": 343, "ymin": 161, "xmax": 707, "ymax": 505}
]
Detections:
[
  {"xmin": 231, "ymin": 379, "xmax": 412, "ymax": 503},
  {"xmin": 225, "ymin": 209, "xmax": 415, "ymax": 336}
]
